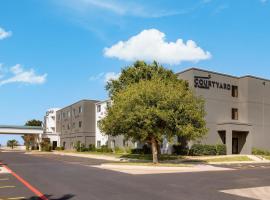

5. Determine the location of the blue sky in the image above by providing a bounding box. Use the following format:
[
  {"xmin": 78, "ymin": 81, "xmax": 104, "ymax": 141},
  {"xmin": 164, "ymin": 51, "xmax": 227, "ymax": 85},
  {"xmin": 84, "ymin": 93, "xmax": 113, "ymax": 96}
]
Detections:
[{"xmin": 0, "ymin": 0, "xmax": 270, "ymax": 145}]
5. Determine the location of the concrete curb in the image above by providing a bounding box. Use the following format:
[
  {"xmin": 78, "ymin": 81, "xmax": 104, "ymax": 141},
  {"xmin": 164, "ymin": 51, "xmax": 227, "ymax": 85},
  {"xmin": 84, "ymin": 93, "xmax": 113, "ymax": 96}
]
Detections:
[{"xmin": 92, "ymin": 164, "xmax": 234, "ymax": 174}]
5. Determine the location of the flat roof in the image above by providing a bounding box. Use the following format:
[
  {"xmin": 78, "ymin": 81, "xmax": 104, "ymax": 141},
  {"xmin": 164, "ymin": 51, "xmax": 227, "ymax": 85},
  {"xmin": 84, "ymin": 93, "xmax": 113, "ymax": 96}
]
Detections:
[
  {"xmin": 177, "ymin": 67, "xmax": 270, "ymax": 83},
  {"xmin": 0, "ymin": 125, "xmax": 43, "ymax": 130},
  {"xmin": 58, "ymin": 99, "xmax": 100, "ymax": 111}
]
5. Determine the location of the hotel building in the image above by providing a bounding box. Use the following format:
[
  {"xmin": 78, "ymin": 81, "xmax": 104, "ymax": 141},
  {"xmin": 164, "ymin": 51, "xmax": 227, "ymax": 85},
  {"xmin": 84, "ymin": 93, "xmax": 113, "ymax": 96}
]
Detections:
[
  {"xmin": 177, "ymin": 68, "xmax": 270, "ymax": 154},
  {"xmin": 43, "ymin": 108, "xmax": 60, "ymax": 149},
  {"xmin": 56, "ymin": 100, "xmax": 98, "ymax": 149}
]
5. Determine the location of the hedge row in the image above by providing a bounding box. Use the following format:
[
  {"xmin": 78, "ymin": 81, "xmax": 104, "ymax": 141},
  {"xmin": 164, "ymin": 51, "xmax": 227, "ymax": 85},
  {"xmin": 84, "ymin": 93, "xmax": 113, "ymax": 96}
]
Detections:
[
  {"xmin": 189, "ymin": 144, "xmax": 226, "ymax": 156},
  {"xmin": 252, "ymin": 147, "xmax": 270, "ymax": 156}
]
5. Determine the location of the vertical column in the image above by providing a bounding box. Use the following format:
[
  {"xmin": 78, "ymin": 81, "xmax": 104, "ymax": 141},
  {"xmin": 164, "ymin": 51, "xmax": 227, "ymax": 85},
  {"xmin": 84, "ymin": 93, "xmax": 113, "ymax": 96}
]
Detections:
[
  {"xmin": 226, "ymin": 129, "xmax": 232, "ymax": 155},
  {"xmin": 38, "ymin": 133, "xmax": 42, "ymax": 151},
  {"xmin": 245, "ymin": 130, "xmax": 252, "ymax": 154}
]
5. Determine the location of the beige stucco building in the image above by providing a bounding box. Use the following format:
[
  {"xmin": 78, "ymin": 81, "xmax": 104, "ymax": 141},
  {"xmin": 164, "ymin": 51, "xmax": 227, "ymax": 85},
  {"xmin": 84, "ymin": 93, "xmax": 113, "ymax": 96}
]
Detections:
[
  {"xmin": 177, "ymin": 68, "xmax": 270, "ymax": 154},
  {"xmin": 56, "ymin": 100, "xmax": 98, "ymax": 149}
]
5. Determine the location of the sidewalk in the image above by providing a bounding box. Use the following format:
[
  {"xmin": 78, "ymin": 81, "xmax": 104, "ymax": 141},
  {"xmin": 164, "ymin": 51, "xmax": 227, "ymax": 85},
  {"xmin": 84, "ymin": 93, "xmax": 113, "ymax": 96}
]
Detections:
[
  {"xmin": 26, "ymin": 151, "xmax": 121, "ymax": 162},
  {"xmin": 92, "ymin": 164, "xmax": 234, "ymax": 175},
  {"xmin": 26, "ymin": 151, "xmax": 270, "ymax": 164}
]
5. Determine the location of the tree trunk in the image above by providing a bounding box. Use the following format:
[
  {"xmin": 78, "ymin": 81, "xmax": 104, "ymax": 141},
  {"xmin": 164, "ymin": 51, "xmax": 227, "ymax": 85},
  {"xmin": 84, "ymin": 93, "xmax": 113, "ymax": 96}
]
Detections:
[{"xmin": 151, "ymin": 138, "xmax": 158, "ymax": 164}]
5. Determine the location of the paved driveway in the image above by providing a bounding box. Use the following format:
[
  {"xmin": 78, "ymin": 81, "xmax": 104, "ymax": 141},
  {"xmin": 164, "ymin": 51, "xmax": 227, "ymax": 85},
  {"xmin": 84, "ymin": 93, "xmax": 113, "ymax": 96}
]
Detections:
[{"xmin": 1, "ymin": 152, "xmax": 270, "ymax": 200}]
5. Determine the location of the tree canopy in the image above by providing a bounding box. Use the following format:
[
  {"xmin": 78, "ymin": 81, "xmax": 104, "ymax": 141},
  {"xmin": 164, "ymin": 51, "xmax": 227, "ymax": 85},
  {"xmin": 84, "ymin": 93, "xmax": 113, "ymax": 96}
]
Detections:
[
  {"xmin": 106, "ymin": 61, "xmax": 186, "ymax": 97},
  {"xmin": 100, "ymin": 62, "xmax": 207, "ymax": 163},
  {"xmin": 25, "ymin": 119, "xmax": 42, "ymax": 127},
  {"xmin": 7, "ymin": 139, "xmax": 18, "ymax": 149}
]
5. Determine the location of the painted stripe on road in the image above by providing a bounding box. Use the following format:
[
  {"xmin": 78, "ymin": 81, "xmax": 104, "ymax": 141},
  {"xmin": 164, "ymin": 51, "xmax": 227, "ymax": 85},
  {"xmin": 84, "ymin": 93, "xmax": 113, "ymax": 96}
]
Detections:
[
  {"xmin": 0, "ymin": 186, "xmax": 15, "ymax": 189},
  {"xmin": 0, "ymin": 162, "xmax": 48, "ymax": 200},
  {"xmin": 8, "ymin": 197, "xmax": 26, "ymax": 200}
]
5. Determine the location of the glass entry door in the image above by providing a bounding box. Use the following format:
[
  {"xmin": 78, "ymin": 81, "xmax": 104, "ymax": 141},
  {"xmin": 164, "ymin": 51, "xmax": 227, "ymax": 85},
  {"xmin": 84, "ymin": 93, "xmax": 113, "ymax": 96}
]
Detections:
[{"xmin": 232, "ymin": 138, "xmax": 239, "ymax": 154}]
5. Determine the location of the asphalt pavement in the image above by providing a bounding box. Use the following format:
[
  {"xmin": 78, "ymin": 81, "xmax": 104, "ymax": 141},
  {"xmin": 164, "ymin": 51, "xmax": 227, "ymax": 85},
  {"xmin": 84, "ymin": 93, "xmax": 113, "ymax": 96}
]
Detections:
[{"xmin": 1, "ymin": 151, "xmax": 270, "ymax": 200}]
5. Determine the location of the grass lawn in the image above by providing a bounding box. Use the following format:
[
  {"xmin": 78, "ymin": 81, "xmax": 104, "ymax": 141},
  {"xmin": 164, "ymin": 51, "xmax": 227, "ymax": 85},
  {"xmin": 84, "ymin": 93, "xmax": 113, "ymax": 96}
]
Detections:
[
  {"xmin": 56, "ymin": 150, "xmax": 125, "ymax": 157},
  {"xmin": 204, "ymin": 156, "xmax": 252, "ymax": 163},
  {"xmin": 120, "ymin": 154, "xmax": 184, "ymax": 161},
  {"xmin": 263, "ymin": 156, "xmax": 270, "ymax": 160},
  {"xmin": 55, "ymin": 151, "xmax": 254, "ymax": 163}
]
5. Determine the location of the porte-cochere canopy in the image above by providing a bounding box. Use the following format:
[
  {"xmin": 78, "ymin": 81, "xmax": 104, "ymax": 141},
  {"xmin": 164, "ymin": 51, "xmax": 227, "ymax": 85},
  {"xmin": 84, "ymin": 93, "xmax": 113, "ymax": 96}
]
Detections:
[{"xmin": 0, "ymin": 125, "xmax": 43, "ymax": 135}]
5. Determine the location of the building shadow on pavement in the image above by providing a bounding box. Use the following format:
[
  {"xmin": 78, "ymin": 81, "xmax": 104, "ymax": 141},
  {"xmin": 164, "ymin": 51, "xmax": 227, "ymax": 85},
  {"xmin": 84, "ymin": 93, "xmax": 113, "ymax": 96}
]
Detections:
[{"xmin": 27, "ymin": 194, "xmax": 75, "ymax": 200}]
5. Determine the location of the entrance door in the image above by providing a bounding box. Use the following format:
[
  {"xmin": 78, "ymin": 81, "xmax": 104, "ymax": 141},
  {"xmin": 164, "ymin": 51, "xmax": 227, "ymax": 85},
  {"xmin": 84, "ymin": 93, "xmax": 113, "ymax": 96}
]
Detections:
[
  {"xmin": 232, "ymin": 138, "xmax": 239, "ymax": 154},
  {"xmin": 52, "ymin": 141, "xmax": 57, "ymax": 150}
]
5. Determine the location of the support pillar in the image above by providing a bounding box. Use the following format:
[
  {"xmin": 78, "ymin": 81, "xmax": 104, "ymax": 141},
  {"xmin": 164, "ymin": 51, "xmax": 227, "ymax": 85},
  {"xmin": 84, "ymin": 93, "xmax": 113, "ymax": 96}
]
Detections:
[
  {"xmin": 38, "ymin": 133, "xmax": 42, "ymax": 151},
  {"xmin": 226, "ymin": 129, "xmax": 232, "ymax": 155}
]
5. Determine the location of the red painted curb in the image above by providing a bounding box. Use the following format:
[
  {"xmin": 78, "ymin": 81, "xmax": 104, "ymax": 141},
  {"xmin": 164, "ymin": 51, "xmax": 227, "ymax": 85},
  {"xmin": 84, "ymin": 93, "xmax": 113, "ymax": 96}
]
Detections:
[{"xmin": 0, "ymin": 162, "xmax": 49, "ymax": 200}]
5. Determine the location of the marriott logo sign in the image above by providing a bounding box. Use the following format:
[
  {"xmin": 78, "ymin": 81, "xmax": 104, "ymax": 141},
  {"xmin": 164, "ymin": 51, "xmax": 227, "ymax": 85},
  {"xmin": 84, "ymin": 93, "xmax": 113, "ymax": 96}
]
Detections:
[{"xmin": 194, "ymin": 76, "xmax": 231, "ymax": 90}]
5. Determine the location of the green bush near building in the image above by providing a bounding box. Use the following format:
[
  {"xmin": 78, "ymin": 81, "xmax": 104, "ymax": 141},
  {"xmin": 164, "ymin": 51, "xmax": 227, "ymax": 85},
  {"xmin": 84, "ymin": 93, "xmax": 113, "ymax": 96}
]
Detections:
[
  {"xmin": 189, "ymin": 144, "xmax": 226, "ymax": 156},
  {"xmin": 172, "ymin": 144, "xmax": 189, "ymax": 155},
  {"xmin": 252, "ymin": 147, "xmax": 270, "ymax": 156},
  {"xmin": 40, "ymin": 138, "xmax": 52, "ymax": 152}
]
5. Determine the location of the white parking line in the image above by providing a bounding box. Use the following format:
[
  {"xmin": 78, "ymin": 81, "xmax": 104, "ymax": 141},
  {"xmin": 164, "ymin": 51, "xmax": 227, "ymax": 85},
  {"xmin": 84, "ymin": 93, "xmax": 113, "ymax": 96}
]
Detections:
[
  {"xmin": 221, "ymin": 186, "xmax": 270, "ymax": 200},
  {"xmin": 0, "ymin": 185, "xmax": 15, "ymax": 189}
]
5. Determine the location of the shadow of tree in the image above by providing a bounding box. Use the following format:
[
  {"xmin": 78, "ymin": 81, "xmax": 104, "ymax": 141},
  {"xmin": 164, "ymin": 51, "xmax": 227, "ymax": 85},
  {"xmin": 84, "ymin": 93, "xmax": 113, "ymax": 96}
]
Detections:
[{"xmin": 27, "ymin": 194, "xmax": 75, "ymax": 200}]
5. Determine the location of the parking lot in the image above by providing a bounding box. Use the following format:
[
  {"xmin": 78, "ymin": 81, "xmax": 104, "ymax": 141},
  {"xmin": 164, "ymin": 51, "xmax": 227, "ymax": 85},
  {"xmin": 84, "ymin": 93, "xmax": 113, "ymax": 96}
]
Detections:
[{"xmin": 1, "ymin": 151, "xmax": 270, "ymax": 200}]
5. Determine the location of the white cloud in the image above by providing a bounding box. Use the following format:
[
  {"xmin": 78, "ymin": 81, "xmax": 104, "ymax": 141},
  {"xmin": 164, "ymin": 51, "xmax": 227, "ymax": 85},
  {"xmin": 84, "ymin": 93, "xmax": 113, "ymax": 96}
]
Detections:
[
  {"xmin": 55, "ymin": 0, "xmax": 184, "ymax": 18},
  {"xmin": 104, "ymin": 29, "xmax": 211, "ymax": 65},
  {"xmin": 0, "ymin": 64, "xmax": 47, "ymax": 86},
  {"xmin": 0, "ymin": 27, "xmax": 12, "ymax": 40},
  {"xmin": 104, "ymin": 72, "xmax": 120, "ymax": 82},
  {"xmin": 89, "ymin": 72, "xmax": 120, "ymax": 83},
  {"xmin": 89, "ymin": 72, "xmax": 105, "ymax": 81}
]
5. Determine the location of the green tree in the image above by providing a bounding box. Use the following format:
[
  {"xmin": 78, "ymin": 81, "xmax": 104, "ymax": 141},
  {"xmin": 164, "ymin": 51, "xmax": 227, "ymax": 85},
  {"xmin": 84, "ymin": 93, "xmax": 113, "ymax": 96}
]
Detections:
[
  {"xmin": 99, "ymin": 76, "xmax": 207, "ymax": 163},
  {"xmin": 25, "ymin": 119, "xmax": 42, "ymax": 127},
  {"xmin": 7, "ymin": 139, "xmax": 18, "ymax": 149},
  {"xmin": 21, "ymin": 134, "xmax": 37, "ymax": 150},
  {"xmin": 106, "ymin": 61, "xmax": 186, "ymax": 97}
]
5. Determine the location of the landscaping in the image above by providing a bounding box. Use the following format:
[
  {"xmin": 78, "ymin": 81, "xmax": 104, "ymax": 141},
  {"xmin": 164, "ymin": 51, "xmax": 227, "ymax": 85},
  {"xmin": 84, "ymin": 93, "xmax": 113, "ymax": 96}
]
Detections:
[{"xmin": 203, "ymin": 156, "xmax": 252, "ymax": 163}]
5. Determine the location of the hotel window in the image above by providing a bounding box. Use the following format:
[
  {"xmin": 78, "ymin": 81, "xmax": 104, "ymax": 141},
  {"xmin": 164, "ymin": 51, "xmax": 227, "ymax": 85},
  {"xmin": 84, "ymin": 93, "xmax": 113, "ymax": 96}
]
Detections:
[
  {"xmin": 79, "ymin": 121, "xmax": 82, "ymax": 128},
  {"xmin": 97, "ymin": 105, "xmax": 101, "ymax": 112},
  {"xmin": 73, "ymin": 108, "xmax": 76, "ymax": 116},
  {"xmin": 79, "ymin": 106, "xmax": 83, "ymax": 113},
  {"xmin": 232, "ymin": 108, "xmax": 238, "ymax": 120},
  {"xmin": 68, "ymin": 111, "xmax": 71, "ymax": 118},
  {"xmin": 232, "ymin": 85, "xmax": 238, "ymax": 97},
  {"xmin": 97, "ymin": 141, "xmax": 101, "ymax": 148}
]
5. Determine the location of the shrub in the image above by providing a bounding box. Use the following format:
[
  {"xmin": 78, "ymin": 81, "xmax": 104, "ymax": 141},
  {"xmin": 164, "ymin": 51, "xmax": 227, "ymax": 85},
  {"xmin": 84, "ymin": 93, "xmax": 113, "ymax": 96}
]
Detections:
[
  {"xmin": 172, "ymin": 144, "xmax": 189, "ymax": 155},
  {"xmin": 131, "ymin": 148, "xmax": 143, "ymax": 154},
  {"xmin": 40, "ymin": 139, "xmax": 52, "ymax": 152},
  {"xmin": 131, "ymin": 144, "xmax": 151, "ymax": 154},
  {"xmin": 55, "ymin": 147, "xmax": 64, "ymax": 151},
  {"xmin": 75, "ymin": 141, "xmax": 81, "ymax": 152},
  {"xmin": 125, "ymin": 147, "xmax": 132, "ymax": 154},
  {"xmin": 114, "ymin": 146, "xmax": 125, "ymax": 154},
  {"xmin": 252, "ymin": 147, "xmax": 270, "ymax": 156},
  {"xmin": 96, "ymin": 145, "xmax": 113, "ymax": 153},
  {"xmin": 189, "ymin": 144, "xmax": 217, "ymax": 156},
  {"xmin": 88, "ymin": 144, "xmax": 96, "ymax": 152},
  {"xmin": 80, "ymin": 144, "xmax": 88, "ymax": 152},
  {"xmin": 216, "ymin": 144, "xmax": 226, "ymax": 155}
]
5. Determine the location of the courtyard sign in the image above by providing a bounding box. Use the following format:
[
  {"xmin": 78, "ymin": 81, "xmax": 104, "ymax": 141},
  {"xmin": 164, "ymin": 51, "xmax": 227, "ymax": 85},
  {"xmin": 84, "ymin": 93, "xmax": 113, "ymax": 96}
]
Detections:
[{"xmin": 194, "ymin": 76, "xmax": 231, "ymax": 90}]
